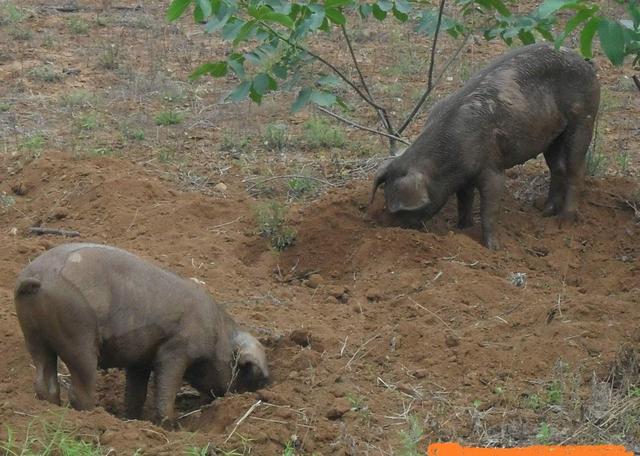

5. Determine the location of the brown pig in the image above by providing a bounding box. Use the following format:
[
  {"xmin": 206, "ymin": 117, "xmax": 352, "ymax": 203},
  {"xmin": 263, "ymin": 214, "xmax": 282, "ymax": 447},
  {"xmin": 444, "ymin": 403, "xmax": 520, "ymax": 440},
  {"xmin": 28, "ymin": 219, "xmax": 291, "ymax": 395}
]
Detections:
[
  {"xmin": 371, "ymin": 43, "xmax": 600, "ymax": 249},
  {"xmin": 14, "ymin": 243, "xmax": 269, "ymax": 425}
]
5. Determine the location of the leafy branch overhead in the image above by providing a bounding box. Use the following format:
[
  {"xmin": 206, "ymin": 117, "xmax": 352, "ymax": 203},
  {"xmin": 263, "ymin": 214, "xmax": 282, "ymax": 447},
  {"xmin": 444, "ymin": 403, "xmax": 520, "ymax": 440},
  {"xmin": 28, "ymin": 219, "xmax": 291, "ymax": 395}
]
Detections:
[{"xmin": 167, "ymin": 0, "xmax": 640, "ymax": 144}]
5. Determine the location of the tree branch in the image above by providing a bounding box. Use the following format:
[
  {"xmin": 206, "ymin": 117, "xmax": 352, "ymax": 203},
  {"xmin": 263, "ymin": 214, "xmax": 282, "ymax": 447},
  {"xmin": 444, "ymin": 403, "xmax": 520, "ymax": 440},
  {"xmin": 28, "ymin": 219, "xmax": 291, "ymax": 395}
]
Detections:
[
  {"xmin": 633, "ymin": 75, "xmax": 640, "ymax": 93},
  {"xmin": 28, "ymin": 227, "xmax": 80, "ymax": 237},
  {"xmin": 398, "ymin": 32, "xmax": 470, "ymax": 135},
  {"xmin": 316, "ymin": 106, "xmax": 410, "ymax": 145},
  {"xmin": 340, "ymin": 24, "xmax": 396, "ymax": 138},
  {"xmin": 258, "ymin": 21, "xmax": 386, "ymax": 113},
  {"xmin": 398, "ymin": 0, "xmax": 448, "ymax": 135}
]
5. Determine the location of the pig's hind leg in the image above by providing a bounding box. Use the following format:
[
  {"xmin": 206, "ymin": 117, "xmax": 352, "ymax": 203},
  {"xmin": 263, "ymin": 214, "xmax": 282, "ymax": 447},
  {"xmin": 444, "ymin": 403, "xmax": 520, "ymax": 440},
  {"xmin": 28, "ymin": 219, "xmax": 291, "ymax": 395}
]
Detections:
[
  {"xmin": 456, "ymin": 185, "xmax": 475, "ymax": 229},
  {"xmin": 559, "ymin": 120, "xmax": 593, "ymax": 222},
  {"xmin": 27, "ymin": 339, "xmax": 60, "ymax": 405},
  {"xmin": 65, "ymin": 348, "xmax": 98, "ymax": 411},
  {"xmin": 478, "ymin": 168, "xmax": 505, "ymax": 250},
  {"xmin": 542, "ymin": 134, "xmax": 568, "ymax": 217}
]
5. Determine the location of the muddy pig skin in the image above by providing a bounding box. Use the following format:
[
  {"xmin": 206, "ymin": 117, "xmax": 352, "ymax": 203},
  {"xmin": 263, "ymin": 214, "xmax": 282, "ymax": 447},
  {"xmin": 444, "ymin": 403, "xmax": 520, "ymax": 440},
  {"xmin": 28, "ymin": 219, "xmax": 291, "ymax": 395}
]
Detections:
[
  {"xmin": 371, "ymin": 43, "xmax": 600, "ymax": 249},
  {"xmin": 14, "ymin": 243, "xmax": 269, "ymax": 425}
]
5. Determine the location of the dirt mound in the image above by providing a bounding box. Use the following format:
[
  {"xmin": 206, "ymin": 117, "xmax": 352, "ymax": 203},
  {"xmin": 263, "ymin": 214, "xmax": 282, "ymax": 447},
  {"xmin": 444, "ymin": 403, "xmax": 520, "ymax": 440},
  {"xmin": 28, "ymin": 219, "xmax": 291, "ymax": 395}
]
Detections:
[{"xmin": 0, "ymin": 154, "xmax": 639, "ymax": 453}]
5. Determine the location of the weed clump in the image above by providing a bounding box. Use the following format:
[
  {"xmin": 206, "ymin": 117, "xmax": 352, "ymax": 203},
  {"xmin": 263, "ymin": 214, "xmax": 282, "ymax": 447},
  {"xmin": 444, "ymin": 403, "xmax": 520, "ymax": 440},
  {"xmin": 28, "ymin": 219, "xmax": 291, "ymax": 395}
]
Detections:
[
  {"xmin": 254, "ymin": 201, "xmax": 296, "ymax": 251},
  {"xmin": 303, "ymin": 118, "xmax": 345, "ymax": 149}
]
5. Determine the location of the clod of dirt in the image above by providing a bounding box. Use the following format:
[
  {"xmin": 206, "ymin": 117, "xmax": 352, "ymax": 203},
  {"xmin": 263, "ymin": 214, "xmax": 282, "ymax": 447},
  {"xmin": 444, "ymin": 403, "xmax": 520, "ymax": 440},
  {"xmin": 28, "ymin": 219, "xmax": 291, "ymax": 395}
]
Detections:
[
  {"xmin": 365, "ymin": 288, "xmax": 382, "ymax": 302},
  {"xmin": 414, "ymin": 369, "xmax": 428, "ymax": 379},
  {"xmin": 214, "ymin": 182, "xmax": 227, "ymax": 192},
  {"xmin": 445, "ymin": 333, "xmax": 460, "ymax": 348},
  {"xmin": 256, "ymin": 389, "xmax": 285, "ymax": 405},
  {"xmin": 326, "ymin": 397, "xmax": 352, "ymax": 420},
  {"xmin": 51, "ymin": 207, "xmax": 69, "ymax": 220},
  {"xmin": 306, "ymin": 273, "xmax": 324, "ymax": 288},
  {"xmin": 11, "ymin": 182, "xmax": 29, "ymax": 196},
  {"xmin": 290, "ymin": 349, "xmax": 321, "ymax": 370},
  {"xmin": 290, "ymin": 329, "xmax": 312, "ymax": 347},
  {"xmin": 327, "ymin": 285, "xmax": 349, "ymax": 303}
]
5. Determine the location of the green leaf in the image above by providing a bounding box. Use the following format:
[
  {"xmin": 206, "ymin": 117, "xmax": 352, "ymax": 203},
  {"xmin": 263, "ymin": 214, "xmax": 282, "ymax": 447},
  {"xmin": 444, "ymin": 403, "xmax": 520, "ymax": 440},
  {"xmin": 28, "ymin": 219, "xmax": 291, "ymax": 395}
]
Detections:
[
  {"xmin": 489, "ymin": 0, "xmax": 511, "ymax": 17},
  {"xmin": 325, "ymin": 7, "xmax": 346, "ymax": 25},
  {"xmin": 227, "ymin": 54, "xmax": 245, "ymax": 78},
  {"xmin": 272, "ymin": 64, "xmax": 288, "ymax": 79},
  {"xmin": 253, "ymin": 73, "xmax": 271, "ymax": 95},
  {"xmin": 233, "ymin": 20, "xmax": 256, "ymax": 45},
  {"xmin": 580, "ymin": 16, "xmax": 601, "ymax": 58},
  {"xmin": 395, "ymin": 0, "xmax": 411, "ymax": 14},
  {"xmin": 598, "ymin": 18, "xmax": 627, "ymax": 66},
  {"xmin": 325, "ymin": 0, "xmax": 353, "ymax": 7},
  {"xmin": 535, "ymin": 24, "xmax": 555, "ymax": 42},
  {"xmin": 372, "ymin": 3, "xmax": 387, "ymax": 20},
  {"xmin": 190, "ymin": 61, "xmax": 228, "ymax": 79},
  {"xmin": 518, "ymin": 29, "xmax": 535, "ymax": 44},
  {"xmin": 535, "ymin": 0, "xmax": 579, "ymax": 19},
  {"xmin": 292, "ymin": 87, "xmax": 312, "ymax": 112},
  {"xmin": 249, "ymin": 86, "xmax": 263, "ymax": 104},
  {"xmin": 205, "ymin": 2, "xmax": 231, "ymax": 32},
  {"xmin": 262, "ymin": 12, "xmax": 294, "ymax": 28},
  {"xmin": 222, "ymin": 18, "xmax": 245, "ymax": 41},
  {"xmin": 193, "ymin": 3, "xmax": 204, "ymax": 22},
  {"xmin": 196, "ymin": 0, "xmax": 212, "ymax": 18},
  {"xmin": 166, "ymin": 0, "xmax": 191, "ymax": 21},
  {"xmin": 228, "ymin": 81, "xmax": 251, "ymax": 102},
  {"xmin": 377, "ymin": 0, "xmax": 393, "ymax": 12},
  {"xmin": 554, "ymin": 7, "xmax": 595, "ymax": 48},
  {"xmin": 318, "ymin": 74, "xmax": 341, "ymax": 86},
  {"xmin": 392, "ymin": 6, "xmax": 408, "ymax": 22},
  {"xmin": 359, "ymin": 4, "xmax": 372, "ymax": 18},
  {"xmin": 310, "ymin": 90, "xmax": 337, "ymax": 107}
]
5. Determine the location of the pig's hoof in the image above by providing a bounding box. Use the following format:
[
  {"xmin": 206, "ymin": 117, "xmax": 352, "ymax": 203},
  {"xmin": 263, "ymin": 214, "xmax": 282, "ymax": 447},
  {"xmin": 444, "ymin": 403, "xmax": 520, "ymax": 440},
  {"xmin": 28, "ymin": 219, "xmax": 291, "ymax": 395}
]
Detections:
[
  {"xmin": 158, "ymin": 416, "xmax": 178, "ymax": 430},
  {"xmin": 557, "ymin": 211, "xmax": 579, "ymax": 226},
  {"xmin": 457, "ymin": 219, "xmax": 474, "ymax": 229},
  {"xmin": 482, "ymin": 237, "xmax": 500, "ymax": 250}
]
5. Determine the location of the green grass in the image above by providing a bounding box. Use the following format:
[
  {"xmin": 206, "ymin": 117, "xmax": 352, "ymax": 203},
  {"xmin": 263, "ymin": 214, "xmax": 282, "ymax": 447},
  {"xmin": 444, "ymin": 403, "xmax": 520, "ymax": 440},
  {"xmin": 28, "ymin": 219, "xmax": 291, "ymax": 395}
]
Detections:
[
  {"xmin": 29, "ymin": 65, "xmax": 62, "ymax": 83},
  {"xmin": 67, "ymin": 17, "xmax": 89, "ymax": 34},
  {"xmin": 76, "ymin": 114, "xmax": 99, "ymax": 131},
  {"xmin": 0, "ymin": 3, "xmax": 28, "ymax": 25},
  {"xmin": 1, "ymin": 420, "xmax": 103, "ymax": 456},
  {"xmin": 398, "ymin": 414, "xmax": 423, "ymax": 456},
  {"xmin": 220, "ymin": 133, "xmax": 251, "ymax": 153},
  {"xmin": 19, "ymin": 134, "xmax": 45, "ymax": 156},
  {"xmin": 586, "ymin": 145, "xmax": 607, "ymax": 177},
  {"xmin": 8, "ymin": 25, "xmax": 32, "ymax": 40},
  {"xmin": 303, "ymin": 118, "xmax": 345, "ymax": 149},
  {"xmin": 60, "ymin": 90, "xmax": 93, "ymax": 108},
  {"xmin": 254, "ymin": 201, "xmax": 296, "ymax": 251},
  {"xmin": 287, "ymin": 175, "xmax": 317, "ymax": 200},
  {"xmin": 0, "ymin": 102, "xmax": 10, "ymax": 112},
  {"xmin": 155, "ymin": 110, "xmax": 183, "ymax": 126},
  {"xmin": 97, "ymin": 44, "xmax": 121, "ymax": 70},
  {"xmin": 263, "ymin": 123, "xmax": 290, "ymax": 152}
]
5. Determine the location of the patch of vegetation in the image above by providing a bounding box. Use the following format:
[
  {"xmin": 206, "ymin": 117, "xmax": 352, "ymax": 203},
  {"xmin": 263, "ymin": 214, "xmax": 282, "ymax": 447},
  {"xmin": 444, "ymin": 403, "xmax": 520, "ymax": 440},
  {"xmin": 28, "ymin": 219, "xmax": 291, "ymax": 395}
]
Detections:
[
  {"xmin": 287, "ymin": 175, "xmax": 317, "ymax": 200},
  {"xmin": 67, "ymin": 17, "xmax": 89, "ymax": 34},
  {"xmin": 155, "ymin": 110, "xmax": 183, "ymax": 126},
  {"xmin": 536, "ymin": 422, "xmax": 552, "ymax": 444},
  {"xmin": 8, "ymin": 25, "xmax": 32, "ymax": 40},
  {"xmin": 186, "ymin": 443, "xmax": 211, "ymax": 456},
  {"xmin": 398, "ymin": 414, "xmax": 423, "ymax": 456},
  {"xmin": 282, "ymin": 440, "xmax": 296, "ymax": 456},
  {"xmin": 29, "ymin": 65, "xmax": 62, "ymax": 82},
  {"xmin": 0, "ymin": 3, "xmax": 27, "ymax": 25},
  {"xmin": 76, "ymin": 113, "xmax": 99, "ymax": 131},
  {"xmin": 160, "ymin": 81, "xmax": 187, "ymax": 103},
  {"xmin": 0, "ymin": 102, "xmax": 10, "ymax": 112},
  {"xmin": 221, "ymin": 133, "xmax": 251, "ymax": 154},
  {"xmin": 98, "ymin": 43, "xmax": 121, "ymax": 70},
  {"xmin": 18, "ymin": 134, "xmax": 45, "ymax": 158},
  {"xmin": 615, "ymin": 151, "xmax": 631, "ymax": 175},
  {"xmin": 586, "ymin": 146, "xmax": 607, "ymax": 177},
  {"xmin": 303, "ymin": 118, "xmax": 345, "ymax": 149},
  {"xmin": 122, "ymin": 126, "xmax": 145, "ymax": 141},
  {"xmin": 263, "ymin": 123, "xmax": 290, "ymax": 152},
  {"xmin": 255, "ymin": 201, "xmax": 296, "ymax": 251},
  {"xmin": 60, "ymin": 90, "xmax": 93, "ymax": 108},
  {"xmin": 1, "ymin": 420, "xmax": 103, "ymax": 456},
  {"xmin": 0, "ymin": 192, "xmax": 16, "ymax": 209},
  {"xmin": 158, "ymin": 147, "xmax": 177, "ymax": 163}
]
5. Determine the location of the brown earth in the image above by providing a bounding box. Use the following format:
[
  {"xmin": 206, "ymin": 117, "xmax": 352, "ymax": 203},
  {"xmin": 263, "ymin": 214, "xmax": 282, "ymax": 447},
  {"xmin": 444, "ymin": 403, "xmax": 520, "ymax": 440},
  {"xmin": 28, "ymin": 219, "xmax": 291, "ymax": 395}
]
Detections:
[{"xmin": 1, "ymin": 0, "xmax": 640, "ymax": 454}]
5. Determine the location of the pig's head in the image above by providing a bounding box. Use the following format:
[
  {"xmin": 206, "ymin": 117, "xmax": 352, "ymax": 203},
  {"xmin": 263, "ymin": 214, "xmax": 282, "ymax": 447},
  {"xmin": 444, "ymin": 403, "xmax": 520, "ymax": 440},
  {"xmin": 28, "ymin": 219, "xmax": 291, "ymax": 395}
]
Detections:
[
  {"xmin": 230, "ymin": 330, "xmax": 270, "ymax": 392},
  {"xmin": 370, "ymin": 157, "xmax": 446, "ymax": 219}
]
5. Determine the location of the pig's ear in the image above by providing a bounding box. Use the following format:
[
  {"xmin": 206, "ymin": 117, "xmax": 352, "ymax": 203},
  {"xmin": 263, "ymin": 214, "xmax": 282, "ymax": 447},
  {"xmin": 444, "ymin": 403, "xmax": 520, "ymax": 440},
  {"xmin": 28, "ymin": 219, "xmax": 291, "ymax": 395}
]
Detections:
[
  {"xmin": 370, "ymin": 158, "xmax": 394, "ymax": 205},
  {"xmin": 233, "ymin": 331, "xmax": 270, "ymax": 388},
  {"xmin": 386, "ymin": 170, "xmax": 430, "ymax": 212}
]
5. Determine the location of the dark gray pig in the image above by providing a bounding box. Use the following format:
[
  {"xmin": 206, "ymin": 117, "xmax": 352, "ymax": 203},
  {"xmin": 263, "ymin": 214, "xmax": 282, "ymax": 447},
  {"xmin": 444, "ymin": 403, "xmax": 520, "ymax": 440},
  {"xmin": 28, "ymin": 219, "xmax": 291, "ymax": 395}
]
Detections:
[
  {"xmin": 371, "ymin": 43, "xmax": 600, "ymax": 249},
  {"xmin": 14, "ymin": 243, "xmax": 269, "ymax": 425}
]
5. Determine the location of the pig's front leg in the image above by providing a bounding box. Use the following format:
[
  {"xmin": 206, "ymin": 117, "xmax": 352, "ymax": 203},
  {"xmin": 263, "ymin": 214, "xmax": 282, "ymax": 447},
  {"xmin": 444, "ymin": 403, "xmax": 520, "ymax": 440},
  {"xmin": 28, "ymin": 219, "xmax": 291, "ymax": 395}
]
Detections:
[
  {"xmin": 153, "ymin": 346, "xmax": 189, "ymax": 428},
  {"xmin": 456, "ymin": 185, "xmax": 475, "ymax": 229},
  {"xmin": 477, "ymin": 168, "xmax": 505, "ymax": 250}
]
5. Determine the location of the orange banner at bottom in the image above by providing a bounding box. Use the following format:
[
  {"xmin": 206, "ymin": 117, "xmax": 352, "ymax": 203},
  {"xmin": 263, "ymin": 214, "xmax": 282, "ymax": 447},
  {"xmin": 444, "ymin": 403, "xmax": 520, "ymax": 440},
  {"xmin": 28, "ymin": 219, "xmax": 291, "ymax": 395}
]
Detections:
[{"xmin": 427, "ymin": 442, "xmax": 633, "ymax": 456}]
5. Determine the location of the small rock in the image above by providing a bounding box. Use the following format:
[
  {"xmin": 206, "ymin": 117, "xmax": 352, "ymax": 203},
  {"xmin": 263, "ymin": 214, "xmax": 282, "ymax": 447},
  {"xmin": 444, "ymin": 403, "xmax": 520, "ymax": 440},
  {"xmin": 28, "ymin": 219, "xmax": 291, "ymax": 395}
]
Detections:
[
  {"xmin": 365, "ymin": 288, "xmax": 382, "ymax": 302},
  {"xmin": 445, "ymin": 333, "xmax": 460, "ymax": 348},
  {"xmin": 414, "ymin": 369, "xmax": 428, "ymax": 379},
  {"xmin": 326, "ymin": 397, "xmax": 351, "ymax": 420},
  {"xmin": 290, "ymin": 329, "xmax": 312, "ymax": 347},
  {"xmin": 306, "ymin": 273, "xmax": 324, "ymax": 289},
  {"xmin": 52, "ymin": 207, "xmax": 69, "ymax": 220},
  {"xmin": 214, "ymin": 182, "xmax": 227, "ymax": 192}
]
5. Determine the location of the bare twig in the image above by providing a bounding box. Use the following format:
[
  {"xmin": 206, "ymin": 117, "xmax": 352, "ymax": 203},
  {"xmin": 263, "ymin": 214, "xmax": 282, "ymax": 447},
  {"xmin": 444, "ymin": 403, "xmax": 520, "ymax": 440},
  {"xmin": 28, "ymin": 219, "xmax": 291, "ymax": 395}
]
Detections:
[
  {"xmin": 246, "ymin": 175, "xmax": 335, "ymax": 192},
  {"xmin": 316, "ymin": 106, "xmax": 410, "ymax": 145},
  {"xmin": 345, "ymin": 333, "xmax": 382, "ymax": 370},
  {"xmin": 28, "ymin": 227, "xmax": 80, "ymax": 237},
  {"xmin": 209, "ymin": 216, "xmax": 243, "ymax": 230},
  {"xmin": 398, "ymin": 32, "xmax": 471, "ymax": 135},
  {"xmin": 224, "ymin": 400, "xmax": 262, "ymax": 444},
  {"xmin": 633, "ymin": 75, "xmax": 640, "ymax": 93},
  {"xmin": 258, "ymin": 21, "xmax": 386, "ymax": 113},
  {"xmin": 406, "ymin": 295, "xmax": 453, "ymax": 332},
  {"xmin": 340, "ymin": 24, "xmax": 395, "ymax": 138}
]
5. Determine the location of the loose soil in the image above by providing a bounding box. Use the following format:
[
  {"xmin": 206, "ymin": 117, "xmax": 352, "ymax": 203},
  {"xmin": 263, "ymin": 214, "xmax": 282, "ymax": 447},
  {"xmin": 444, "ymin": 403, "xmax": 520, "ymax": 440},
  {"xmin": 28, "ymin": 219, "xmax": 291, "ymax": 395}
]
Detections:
[{"xmin": 0, "ymin": 0, "xmax": 639, "ymax": 455}]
